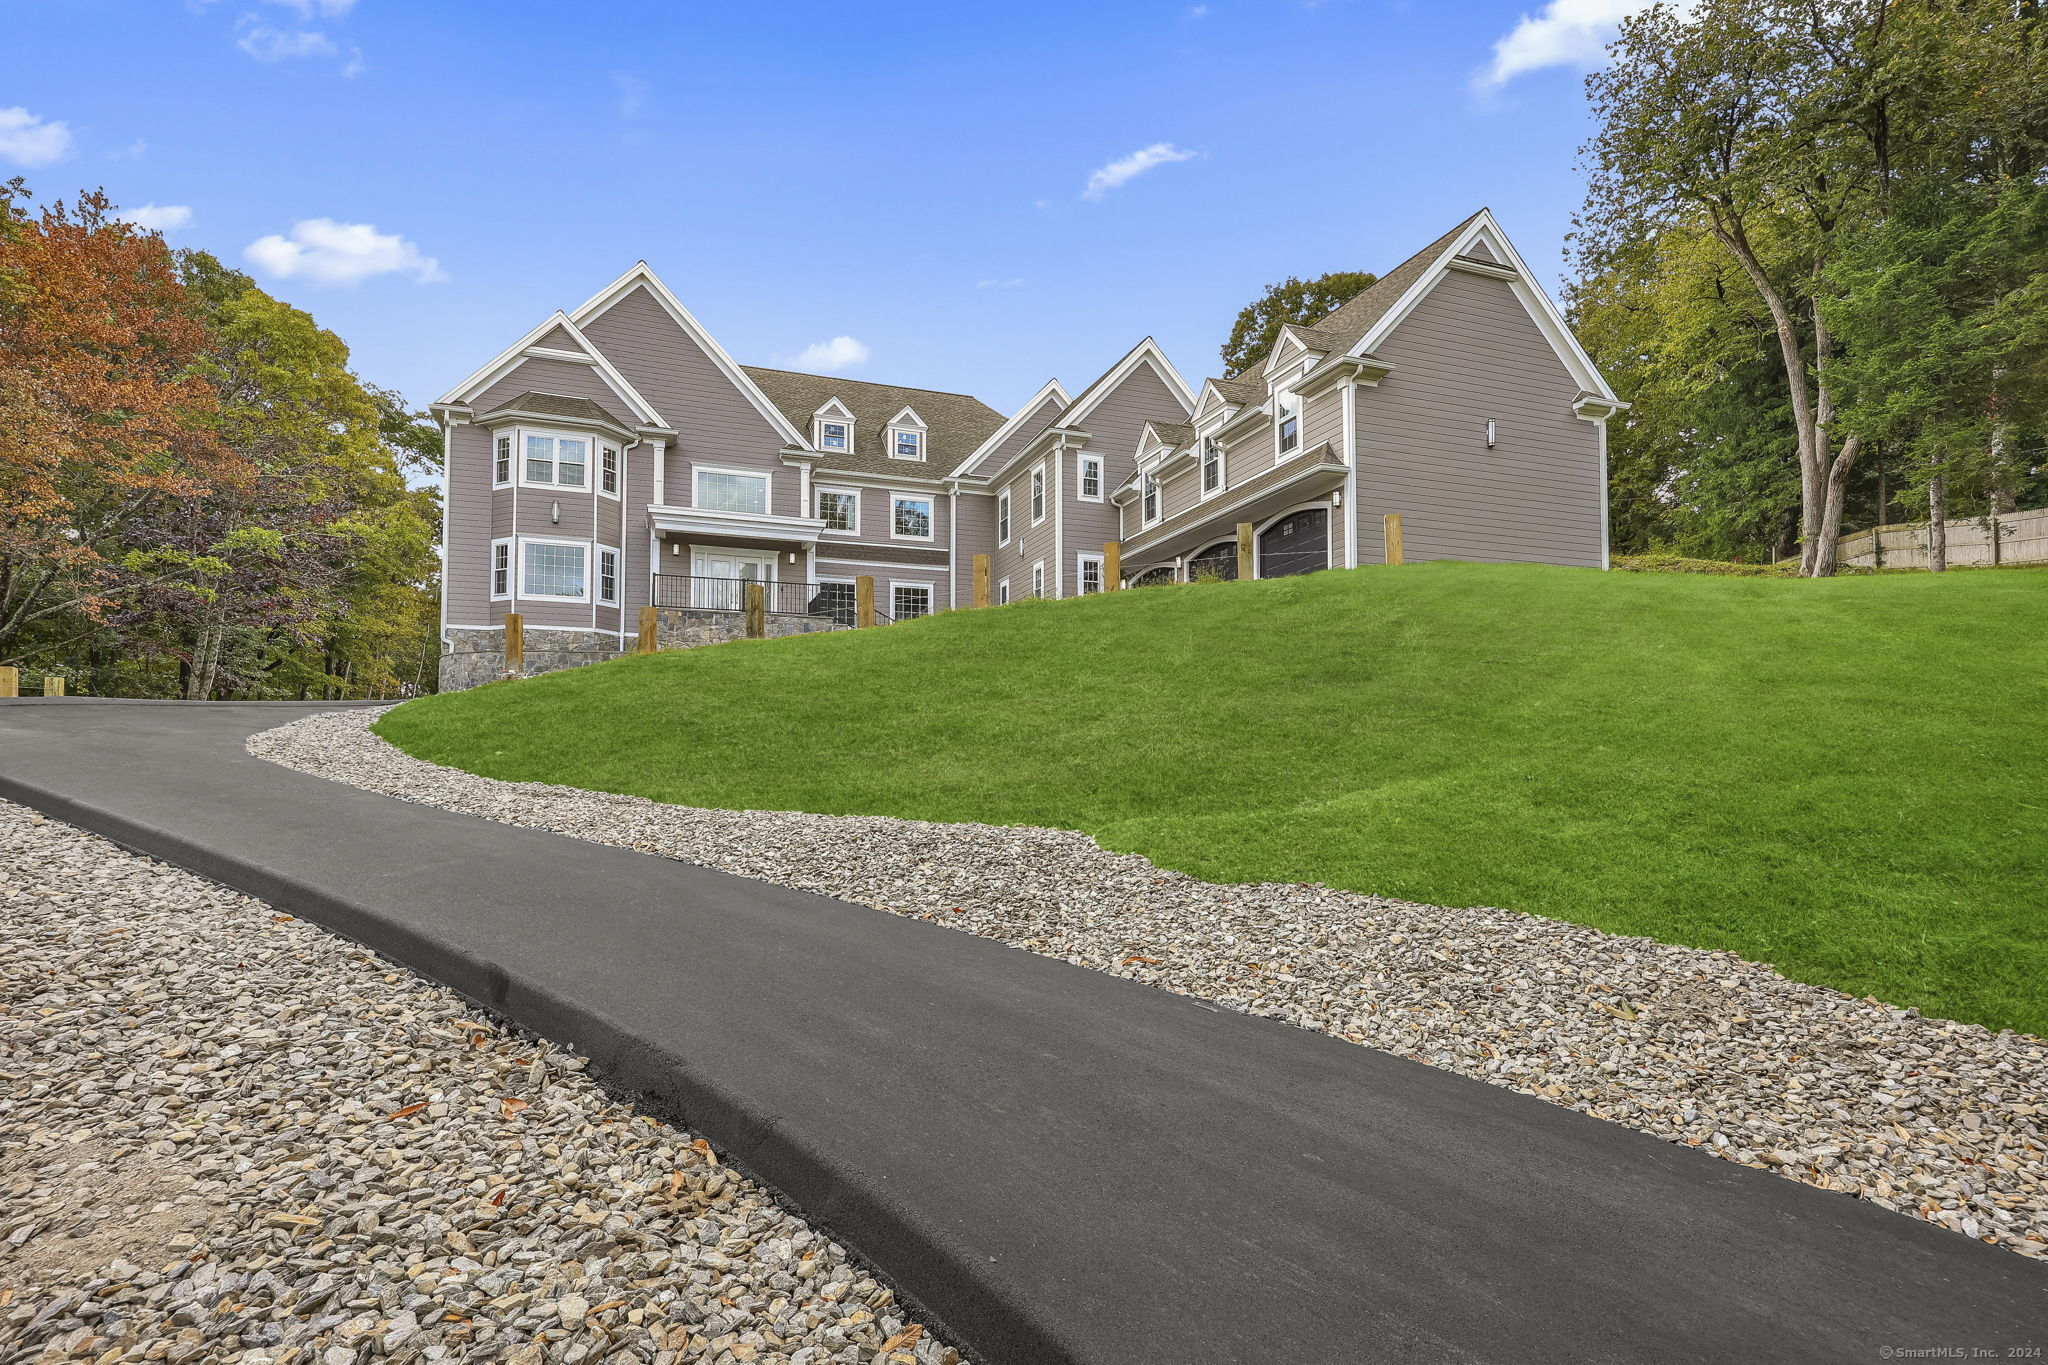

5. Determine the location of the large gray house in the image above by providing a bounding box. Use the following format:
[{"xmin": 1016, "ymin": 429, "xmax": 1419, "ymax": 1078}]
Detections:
[{"xmin": 430, "ymin": 209, "xmax": 1622, "ymax": 687}]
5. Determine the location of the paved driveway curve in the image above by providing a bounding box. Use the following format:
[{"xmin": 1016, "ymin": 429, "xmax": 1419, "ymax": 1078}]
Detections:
[{"xmin": 1, "ymin": 699, "xmax": 2041, "ymax": 1363}]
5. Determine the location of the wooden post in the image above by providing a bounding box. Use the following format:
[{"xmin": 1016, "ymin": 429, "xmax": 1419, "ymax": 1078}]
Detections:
[
  {"xmin": 43, "ymin": 676, "xmax": 64, "ymax": 697},
  {"xmin": 1103, "ymin": 541, "xmax": 1121, "ymax": 590},
  {"xmin": 972, "ymin": 554, "xmax": 990, "ymax": 608},
  {"xmin": 743, "ymin": 581, "xmax": 766, "ymax": 639},
  {"xmin": 855, "ymin": 575, "xmax": 876, "ymax": 628},
  {"xmin": 1383, "ymin": 513, "xmax": 1405, "ymax": 565},
  {"xmin": 1236, "ymin": 522, "xmax": 1255, "ymax": 582},
  {"xmin": 0, "ymin": 666, "xmax": 15, "ymax": 698},
  {"xmin": 637, "ymin": 604, "xmax": 658, "ymax": 654},
  {"xmin": 503, "ymin": 613, "xmax": 524, "ymax": 675}
]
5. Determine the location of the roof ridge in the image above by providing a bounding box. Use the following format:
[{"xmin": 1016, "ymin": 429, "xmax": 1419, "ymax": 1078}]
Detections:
[{"xmin": 738, "ymin": 364, "xmax": 992, "ymax": 403}]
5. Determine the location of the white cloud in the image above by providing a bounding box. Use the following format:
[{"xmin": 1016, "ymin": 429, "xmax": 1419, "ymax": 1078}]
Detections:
[
  {"xmin": 1476, "ymin": 0, "xmax": 1668, "ymax": 90},
  {"xmin": 244, "ymin": 218, "xmax": 445, "ymax": 286},
  {"xmin": 109, "ymin": 138, "xmax": 148, "ymax": 161},
  {"xmin": 237, "ymin": 24, "xmax": 339, "ymax": 61},
  {"xmin": 0, "ymin": 106, "xmax": 75, "ymax": 168},
  {"xmin": 263, "ymin": 0, "xmax": 356, "ymax": 16},
  {"xmin": 789, "ymin": 336, "xmax": 870, "ymax": 374},
  {"xmin": 1081, "ymin": 142, "xmax": 1198, "ymax": 201},
  {"xmin": 119, "ymin": 204, "xmax": 194, "ymax": 233},
  {"xmin": 1188, "ymin": 3, "xmax": 1208, "ymax": 15},
  {"xmin": 341, "ymin": 48, "xmax": 366, "ymax": 78}
]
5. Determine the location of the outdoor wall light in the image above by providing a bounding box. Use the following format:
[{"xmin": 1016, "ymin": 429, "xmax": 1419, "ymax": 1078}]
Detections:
[
  {"xmin": 550, "ymin": 499, "xmax": 561, "ymax": 524},
  {"xmin": 670, "ymin": 541, "xmax": 681, "ymax": 556},
  {"xmin": 1485, "ymin": 419, "xmax": 1498, "ymax": 448},
  {"xmin": 1332, "ymin": 489, "xmax": 1344, "ymax": 507}
]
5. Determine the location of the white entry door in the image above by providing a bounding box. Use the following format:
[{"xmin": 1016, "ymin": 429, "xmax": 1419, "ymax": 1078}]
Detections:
[{"xmin": 692, "ymin": 548, "xmax": 777, "ymax": 610}]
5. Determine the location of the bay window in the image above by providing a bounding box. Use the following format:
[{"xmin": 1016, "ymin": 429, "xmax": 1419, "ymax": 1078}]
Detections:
[
  {"xmin": 524, "ymin": 433, "xmax": 588, "ymax": 487},
  {"xmin": 600, "ymin": 445, "xmax": 620, "ymax": 496},
  {"xmin": 520, "ymin": 540, "xmax": 588, "ymax": 600},
  {"xmin": 494, "ymin": 436, "xmax": 512, "ymax": 486}
]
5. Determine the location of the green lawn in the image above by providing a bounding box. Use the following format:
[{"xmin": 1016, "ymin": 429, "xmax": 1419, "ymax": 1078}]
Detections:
[{"xmin": 380, "ymin": 562, "xmax": 2048, "ymax": 1036}]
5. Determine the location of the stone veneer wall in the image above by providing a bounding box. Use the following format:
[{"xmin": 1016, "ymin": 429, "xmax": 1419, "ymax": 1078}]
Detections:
[{"xmin": 437, "ymin": 611, "xmax": 844, "ymax": 692}]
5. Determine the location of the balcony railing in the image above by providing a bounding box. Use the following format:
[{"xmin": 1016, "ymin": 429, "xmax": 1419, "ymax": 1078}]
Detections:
[{"xmin": 651, "ymin": 574, "xmax": 853, "ymax": 620}]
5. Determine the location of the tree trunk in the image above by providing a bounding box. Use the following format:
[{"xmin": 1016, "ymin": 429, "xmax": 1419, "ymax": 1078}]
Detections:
[
  {"xmin": 1771, "ymin": 505, "xmax": 1800, "ymax": 564},
  {"xmin": 1810, "ymin": 435, "xmax": 1862, "ymax": 578},
  {"xmin": 1927, "ymin": 461, "xmax": 1948, "ymax": 573}
]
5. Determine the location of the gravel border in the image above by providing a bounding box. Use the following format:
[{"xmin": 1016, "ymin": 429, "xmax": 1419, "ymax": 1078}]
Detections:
[
  {"xmin": 0, "ymin": 799, "xmax": 955, "ymax": 1365},
  {"xmin": 248, "ymin": 707, "xmax": 2048, "ymax": 1264}
]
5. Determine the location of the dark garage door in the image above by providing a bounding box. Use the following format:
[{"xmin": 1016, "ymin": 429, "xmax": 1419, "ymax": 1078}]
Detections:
[{"xmin": 1258, "ymin": 508, "xmax": 1329, "ymax": 578}]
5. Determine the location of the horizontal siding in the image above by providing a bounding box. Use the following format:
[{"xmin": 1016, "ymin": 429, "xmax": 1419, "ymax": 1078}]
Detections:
[
  {"xmin": 964, "ymin": 392, "xmax": 1064, "ymax": 480},
  {"xmin": 1302, "ymin": 387, "xmax": 1343, "ymax": 455},
  {"xmin": 1353, "ymin": 269, "xmax": 1602, "ymax": 569},
  {"xmin": 1070, "ymin": 362, "xmax": 1190, "ymax": 590},
  {"xmin": 444, "ymin": 423, "xmax": 496, "ymax": 625},
  {"xmin": 952, "ymin": 491, "xmax": 996, "ymax": 602},
  {"xmin": 474, "ymin": 356, "xmax": 630, "ymax": 417}
]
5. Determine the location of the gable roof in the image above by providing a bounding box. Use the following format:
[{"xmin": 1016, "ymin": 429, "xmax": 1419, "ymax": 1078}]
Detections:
[
  {"xmin": 477, "ymin": 391, "xmax": 631, "ymax": 431},
  {"xmin": 1142, "ymin": 420, "xmax": 1194, "ymax": 451},
  {"xmin": 741, "ymin": 367, "xmax": 1006, "ymax": 478},
  {"xmin": 949, "ymin": 380, "xmax": 1070, "ymax": 481},
  {"xmin": 1061, "ymin": 337, "xmax": 1196, "ymax": 428},
  {"xmin": 436, "ymin": 310, "xmax": 667, "ymax": 429}
]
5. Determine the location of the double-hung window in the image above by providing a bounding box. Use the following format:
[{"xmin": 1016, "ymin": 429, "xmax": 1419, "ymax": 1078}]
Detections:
[
  {"xmin": 819, "ymin": 421, "xmax": 849, "ymax": 451},
  {"xmin": 525, "ymin": 434, "xmax": 588, "ymax": 487},
  {"xmin": 521, "ymin": 540, "xmax": 588, "ymax": 600},
  {"xmin": 817, "ymin": 487, "xmax": 858, "ymax": 532},
  {"xmin": 695, "ymin": 467, "xmax": 770, "ymax": 515},
  {"xmin": 891, "ymin": 493, "xmax": 933, "ymax": 540},
  {"xmin": 1276, "ymin": 394, "xmax": 1300, "ymax": 455},
  {"xmin": 494, "ymin": 436, "xmax": 512, "ymax": 486},
  {"xmin": 600, "ymin": 445, "xmax": 620, "ymax": 496},
  {"xmin": 997, "ymin": 489, "xmax": 1011, "ymax": 544},
  {"xmin": 1141, "ymin": 471, "xmax": 1160, "ymax": 525},
  {"xmin": 597, "ymin": 547, "xmax": 619, "ymax": 604},
  {"xmin": 489, "ymin": 539, "xmax": 511, "ymax": 599},
  {"xmin": 892, "ymin": 583, "xmax": 932, "ymax": 620},
  {"xmin": 1077, "ymin": 454, "xmax": 1102, "ymax": 501},
  {"xmin": 1031, "ymin": 561, "xmax": 1046, "ymax": 598},
  {"xmin": 893, "ymin": 429, "xmax": 923, "ymax": 460},
  {"xmin": 997, "ymin": 578, "xmax": 1011, "ymax": 605},
  {"xmin": 1201, "ymin": 437, "xmax": 1222, "ymax": 493},
  {"xmin": 1078, "ymin": 552, "xmax": 1104, "ymax": 595},
  {"xmin": 1030, "ymin": 465, "xmax": 1046, "ymax": 524}
]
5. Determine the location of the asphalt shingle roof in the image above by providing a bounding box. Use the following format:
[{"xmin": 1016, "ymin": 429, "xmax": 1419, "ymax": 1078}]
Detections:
[
  {"xmin": 479, "ymin": 391, "xmax": 630, "ymax": 429},
  {"xmin": 741, "ymin": 367, "xmax": 1006, "ymax": 478}
]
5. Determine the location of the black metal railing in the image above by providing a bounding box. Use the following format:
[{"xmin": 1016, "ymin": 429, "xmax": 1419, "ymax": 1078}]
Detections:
[{"xmin": 651, "ymin": 574, "xmax": 849, "ymax": 619}]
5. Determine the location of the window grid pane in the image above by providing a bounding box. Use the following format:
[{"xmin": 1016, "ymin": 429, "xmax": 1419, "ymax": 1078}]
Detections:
[
  {"xmin": 598, "ymin": 549, "xmax": 617, "ymax": 603},
  {"xmin": 812, "ymin": 581, "xmax": 857, "ymax": 625},
  {"xmin": 495, "ymin": 437, "xmax": 511, "ymax": 484},
  {"xmin": 893, "ymin": 496, "xmax": 932, "ymax": 538},
  {"xmin": 895, "ymin": 431, "xmax": 920, "ymax": 457},
  {"xmin": 491, "ymin": 544, "xmax": 509, "ymax": 597},
  {"xmin": 892, "ymin": 585, "xmax": 931, "ymax": 619},
  {"xmin": 698, "ymin": 471, "xmax": 769, "ymax": 515},
  {"xmin": 602, "ymin": 448, "xmax": 618, "ymax": 494},
  {"xmin": 525, "ymin": 435, "xmax": 554, "ymax": 483},
  {"xmin": 818, "ymin": 490, "xmax": 857, "ymax": 531},
  {"xmin": 820, "ymin": 423, "xmax": 848, "ymax": 450},
  {"xmin": 1080, "ymin": 558, "xmax": 1103, "ymax": 594},
  {"xmin": 1081, "ymin": 458, "xmax": 1100, "ymax": 498},
  {"xmin": 523, "ymin": 542, "xmax": 586, "ymax": 597},
  {"xmin": 555, "ymin": 439, "xmax": 588, "ymax": 487}
]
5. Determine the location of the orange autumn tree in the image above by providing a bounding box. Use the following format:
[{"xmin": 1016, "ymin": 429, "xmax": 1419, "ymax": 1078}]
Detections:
[{"xmin": 0, "ymin": 179, "xmax": 244, "ymax": 664}]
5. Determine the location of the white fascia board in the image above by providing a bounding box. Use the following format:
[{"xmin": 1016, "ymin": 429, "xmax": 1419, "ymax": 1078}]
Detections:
[
  {"xmin": 948, "ymin": 377, "xmax": 1072, "ymax": 478},
  {"xmin": 814, "ymin": 396, "xmax": 856, "ymax": 420},
  {"xmin": 887, "ymin": 404, "xmax": 928, "ymax": 429},
  {"xmin": 1063, "ymin": 338, "xmax": 1197, "ymax": 429},
  {"xmin": 570, "ymin": 263, "xmax": 810, "ymax": 447},
  {"xmin": 438, "ymin": 311, "xmax": 576, "ymax": 406},
  {"xmin": 1352, "ymin": 210, "xmax": 1619, "ymax": 404},
  {"xmin": 554, "ymin": 314, "xmax": 666, "ymax": 428}
]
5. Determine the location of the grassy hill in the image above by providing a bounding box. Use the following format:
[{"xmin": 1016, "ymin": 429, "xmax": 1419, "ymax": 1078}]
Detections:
[{"xmin": 380, "ymin": 562, "xmax": 2048, "ymax": 1036}]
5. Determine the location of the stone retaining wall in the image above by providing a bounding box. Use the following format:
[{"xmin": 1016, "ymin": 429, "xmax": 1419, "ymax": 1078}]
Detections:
[{"xmin": 437, "ymin": 610, "xmax": 844, "ymax": 691}]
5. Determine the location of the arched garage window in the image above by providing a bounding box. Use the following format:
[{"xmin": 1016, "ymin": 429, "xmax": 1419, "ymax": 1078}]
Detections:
[
  {"xmin": 1258, "ymin": 508, "xmax": 1329, "ymax": 578},
  {"xmin": 1131, "ymin": 565, "xmax": 1178, "ymax": 588},
  {"xmin": 1186, "ymin": 541, "xmax": 1238, "ymax": 582}
]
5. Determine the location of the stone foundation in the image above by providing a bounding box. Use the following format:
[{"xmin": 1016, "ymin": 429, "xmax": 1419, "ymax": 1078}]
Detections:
[{"xmin": 437, "ymin": 610, "xmax": 843, "ymax": 691}]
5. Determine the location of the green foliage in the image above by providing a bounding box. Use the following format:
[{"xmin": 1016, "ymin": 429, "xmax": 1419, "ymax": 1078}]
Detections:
[
  {"xmin": 379, "ymin": 562, "xmax": 2048, "ymax": 1036},
  {"xmin": 1610, "ymin": 554, "xmax": 1795, "ymax": 577},
  {"xmin": 1219, "ymin": 270, "xmax": 1375, "ymax": 375}
]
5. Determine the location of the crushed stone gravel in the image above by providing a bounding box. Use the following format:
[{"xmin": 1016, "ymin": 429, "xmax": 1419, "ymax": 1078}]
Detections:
[
  {"xmin": 249, "ymin": 707, "xmax": 2048, "ymax": 1263},
  {"xmin": 0, "ymin": 799, "xmax": 955, "ymax": 1365}
]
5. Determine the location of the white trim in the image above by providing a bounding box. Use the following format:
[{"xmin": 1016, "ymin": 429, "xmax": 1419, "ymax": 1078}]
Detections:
[
  {"xmin": 1061, "ymin": 337, "xmax": 1197, "ymax": 428},
  {"xmin": 1031, "ymin": 560, "xmax": 1046, "ymax": 599},
  {"xmin": 492, "ymin": 431, "xmax": 513, "ymax": 488},
  {"xmin": 517, "ymin": 536, "xmax": 594, "ymax": 604},
  {"xmin": 597, "ymin": 545, "xmax": 620, "ymax": 605},
  {"xmin": 812, "ymin": 555, "xmax": 950, "ymax": 571},
  {"xmin": 888, "ymin": 489, "xmax": 937, "ymax": 542},
  {"xmin": 569, "ymin": 263, "xmax": 808, "ymax": 445},
  {"xmin": 553, "ymin": 313, "xmax": 666, "ymax": 427},
  {"xmin": 949, "ymin": 378, "xmax": 1071, "ymax": 478},
  {"xmin": 1140, "ymin": 469, "xmax": 1162, "ymax": 527},
  {"xmin": 438, "ymin": 311, "xmax": 574, "ymax": 407},
  {"xmin": 1349, "ymin": 211, "xmax": 1619, "ymax": 404},
  {"xmin": 996, "ymin": 487, "xmax": 1012, "ymax": 546},
  {"xmin": 1052, "ymin": 450, "xmax": 1065, "ymax": 596},
  {"xmin": 691, "ymin": 462, "xmax": 774, "ymax": 517},
  {"xmin": 1596, "ymin": 416, "xmax": 1612, "ymax": 570},
  {"xmin": 1341, "ymin": 381, "xmax": 1358, "ymax": 569},
  {"xmin": 1198, "ymin": 434, "xmax": 1224, "ymax": 501},
  {"xmin": 440, "ymin": 309, "xmax": 666, "ymax": 429},
  {"xmin": 489, "ymin": 536, "xmax": 513, "ymax": 601},
  {"xmin": 1076, "ymin": 550, "xmax": 1105, "ymax": 595},
  {"xmin": 516, "ymin": 428, "xmax": 595, "ymax": 492},
  {"xmin": 815, "ymin": 484, "xmax": 861, "ymax": 535},
  {"xmin": 813, "ymin": 398, "xmax": 856, "ymax": 455},
  {"xmin": 888, "ymin": 580, "xmax": 934, "ymax": 620},
  {"xmin": 649, "ymin": 439, "xmax": 667, "ymax": 507},
  {"xmin": 1030, "ymin": 460, "xmax": 1048, "ymax": 526},
  {"xmin": 598, "ymin": 440, "xmax": 622, "ymax": 499},
  {"xmin": 996, "ymin": 577, "xmax": 1011, "ymax": 605},
  {"xmin": 1076, "ymin": 452, "xmax": 1104, "ymax": 502},
  {"xmin": 690, "ymin": 544, "xmax": 780, "ymax": 583},
  {"xmin": 1273, "ymin": 390, "xmax": 1301, "ymax": 465},
  {"xmin": 886, "ymin": 405, "xmax": 928, "ymax": 462}
]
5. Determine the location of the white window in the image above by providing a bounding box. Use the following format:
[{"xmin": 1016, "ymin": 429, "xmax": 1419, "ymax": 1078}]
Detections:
[
  {"xmin": 891, "ymin": 493, "xmax": 934, "ymax": 539},
  {"xmin": 997, "ymin": 578, "xmax": 1011, "ymax": 605},
  {"xmin": 489, "ymin": 538, "xmax": 511, "ymax": 599},
  {"xmin": 817, "ymin": 487, "xmax": 858, "ymax": 532},
  {"xmin": 597, "ymin": 547, "xmax": 618, "ymax": 604},
  {"xmin": 997, "ymin": 489, "xmax": 1012, "ymax": 544},
  {"xmin": 1030, "ymin": 463, "xmax": 1046, "ymax": 524},
  {"xmin": 1276, "ymin": 394, "xmax": 1300, "ymax": 455},
  {"xmin": 695, "ymin": 467, "xmax": 770, "ymax": 515},
  {"xmin": 523, "ymin": 433, "xmax": 588, "ymax": 487},
  {"xmin": 891, "ymin": 582, "xmax": 933, "ymax": 619},
  {"xmin": 892, "ymin": 429, "xmax": 923, "ymax": 460},
  {"xmin": 493, "ymin": 436, "xmax": 512, "ymax": 487},
  {"xmin": 1077, "ymin": 453, "xmax": 1102, "ymax": 501},
  {"xmin": 1031, "ymin": 561, "xmax": 1046, "ymax": 598},
  {"xmin": 520, "ymin": 539, "xmax": 588, "ymax": 601},
  {"xmin": 1142, "ymin": 471, "xmax": 1160, "ymax": 525},
  {"xmin": 600, "ymin": 445, "xmax": 620, "ymax": 496},
  {"xmin": 1078, "ymin": 552, "xmax": 1104, "ymax": 595},
  {"xmin": 1201, "ymin": 437, "xmax": 1222, "ymax": 494},
  {"xmin": 818, "ymin": 421, "xmax": 850, "ymax": 451},
  {"xmin": 812, "ymin": 579, "xmax": 858, "ymax": 625}
]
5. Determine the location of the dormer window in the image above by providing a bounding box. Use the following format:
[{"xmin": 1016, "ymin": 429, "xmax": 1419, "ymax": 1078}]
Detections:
[
  {"xmin": 1276, "ymin": 394, "xmax": 1300, "ymax": 455},
  {"xmin": 813, "ymin": 400, "xmax": 857, "ymax": 454},
  {"xmin": 819, "ymin": 422, "xmax": 849, "ymax": 451},
  {"xmin": 893, "ymin": 429, "xmax": 922, "ymax": 460}
]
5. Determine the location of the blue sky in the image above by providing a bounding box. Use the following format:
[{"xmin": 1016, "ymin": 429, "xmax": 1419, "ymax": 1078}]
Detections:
[{"xmin": 2, "ymin": 0, "xmax": 1640, "ymax": 418}]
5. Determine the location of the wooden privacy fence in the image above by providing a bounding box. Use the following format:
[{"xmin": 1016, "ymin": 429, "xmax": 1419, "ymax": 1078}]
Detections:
[{"xmin": 1840, "ymin": 507, "xmax": 2048, "ymax": 570}]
